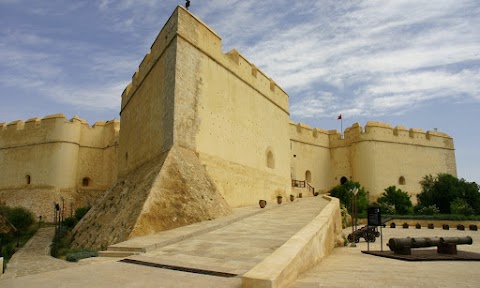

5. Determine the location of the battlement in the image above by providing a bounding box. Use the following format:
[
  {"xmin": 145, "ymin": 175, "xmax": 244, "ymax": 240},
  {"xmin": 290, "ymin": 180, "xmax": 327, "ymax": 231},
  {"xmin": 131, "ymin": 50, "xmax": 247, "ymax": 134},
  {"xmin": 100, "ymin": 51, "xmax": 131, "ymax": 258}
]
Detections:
[
  {"xmin": 121, "ymin": 5, "xmax": 289, "ymax": 115},
  {"xmin": 289, "ymin": 121, "xmax": 330, "ymax": 148},
  {"xmin": 329, "ymin": 121, "xmax": 454, "ymax": 149},
  {"xmin": 288, "ymin": 121, "xmax": 454, "ymax": 150},
  {"xmin": 0, "ymin": 114, "xmax": 119, "ymax": 149}
]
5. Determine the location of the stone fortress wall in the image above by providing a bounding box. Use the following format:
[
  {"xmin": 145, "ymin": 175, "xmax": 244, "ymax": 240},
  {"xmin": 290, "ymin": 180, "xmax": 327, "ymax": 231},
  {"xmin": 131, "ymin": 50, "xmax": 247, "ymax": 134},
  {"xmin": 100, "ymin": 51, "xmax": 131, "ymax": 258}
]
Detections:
[
  {"xmin": 290, "ymin": 121, "xmax": 456, "ymax": 202},
  {"xmin": 0, "ymin": 6, "xmax": 457, "ymax": 226},
  {"xmin": 0, "ymin": 114, "xmax": 119, "ymax": 221},
  {"xmin": 118, "ymin": 7, "xmax": 291, "ymax": 208}
]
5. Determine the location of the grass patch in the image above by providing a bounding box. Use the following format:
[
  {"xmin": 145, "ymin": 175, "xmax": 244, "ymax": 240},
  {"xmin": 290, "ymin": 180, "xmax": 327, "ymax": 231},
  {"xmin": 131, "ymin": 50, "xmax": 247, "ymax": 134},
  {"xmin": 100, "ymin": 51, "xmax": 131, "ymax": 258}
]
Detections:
[{"xmin": 380, "ymin": 214, "xmax": 480, "ymax": 221}]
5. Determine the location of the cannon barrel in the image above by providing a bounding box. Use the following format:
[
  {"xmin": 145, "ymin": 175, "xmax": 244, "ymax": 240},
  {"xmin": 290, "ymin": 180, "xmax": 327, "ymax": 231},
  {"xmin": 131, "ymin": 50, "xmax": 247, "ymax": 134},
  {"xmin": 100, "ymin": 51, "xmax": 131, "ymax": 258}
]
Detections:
[
  {"xmin": 388, "ymin": 237, "xmax": 412, "ymax": 251},
  {"xmin": 411, "ymin": 237, "xmax": 441, "ymax": 248},
  {"xmin": 440, "ymin": 236, "xmax": 473, "ymax": 245}
]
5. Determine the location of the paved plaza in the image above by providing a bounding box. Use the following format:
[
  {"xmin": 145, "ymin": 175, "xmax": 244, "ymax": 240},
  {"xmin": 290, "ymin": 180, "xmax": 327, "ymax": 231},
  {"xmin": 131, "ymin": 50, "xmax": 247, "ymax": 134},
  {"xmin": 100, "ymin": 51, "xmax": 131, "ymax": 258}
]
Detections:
[
  {"xmin": 292, "ymin": 227, "xmax": 480, "ymax": 288},
  {"xmin": 1, "ymin": 199, "xmax": 480, "ymax": 287}
]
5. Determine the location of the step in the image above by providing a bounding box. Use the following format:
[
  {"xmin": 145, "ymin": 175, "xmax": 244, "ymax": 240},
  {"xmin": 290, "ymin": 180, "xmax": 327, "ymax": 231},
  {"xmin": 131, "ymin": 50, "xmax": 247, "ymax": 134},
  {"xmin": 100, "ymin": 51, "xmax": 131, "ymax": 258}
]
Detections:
[
  {"xmin": 107, "ymin": 246, "xmax": 146, "ymax": 253},
  {"xmin": 97, "ymin": 250, "xmax": 142, "ymax": 258}
]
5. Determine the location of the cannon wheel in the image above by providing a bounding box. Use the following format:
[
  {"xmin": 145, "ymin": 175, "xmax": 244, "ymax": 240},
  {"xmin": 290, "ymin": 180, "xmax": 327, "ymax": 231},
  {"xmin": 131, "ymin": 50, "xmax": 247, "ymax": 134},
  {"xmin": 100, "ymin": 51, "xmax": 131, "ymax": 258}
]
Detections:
[
  {"xmin": 366, "ymin": 234, "xmax": 376, "ymax": 242},
  {"xmin": 347, "ymin": 234, "xmax": 353, "ymax": 243},
  {"xmin": 374, "ymin": 231, "xmax": 380, "ymax": 237}
]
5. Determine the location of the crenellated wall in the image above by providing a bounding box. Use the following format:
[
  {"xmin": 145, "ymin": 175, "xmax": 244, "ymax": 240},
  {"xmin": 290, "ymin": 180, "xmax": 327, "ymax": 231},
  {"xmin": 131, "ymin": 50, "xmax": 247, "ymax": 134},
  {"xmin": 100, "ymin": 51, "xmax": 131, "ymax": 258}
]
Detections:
[
  {"xmin": 0, "ymin": 6, "xmax": 458, "ymax": 232},
  {"xmin": 0, "ymin": 114, "xmax": 119, "ymax": 221},
  {"xmin": 290, "ymin": 121, "xmax": 456, "ymax": 202}
]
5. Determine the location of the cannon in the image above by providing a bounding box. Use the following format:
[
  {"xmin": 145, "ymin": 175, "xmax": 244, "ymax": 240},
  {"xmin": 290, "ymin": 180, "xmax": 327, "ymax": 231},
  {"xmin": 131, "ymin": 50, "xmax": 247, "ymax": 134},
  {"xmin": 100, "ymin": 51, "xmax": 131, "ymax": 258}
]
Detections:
[
  {"xmin": 347, "ymin": 225, "xmax": 379, "ymax": 243},
  {"xmin": 387, "ymin": 236, "xmax": 472, "ymax": 255}
]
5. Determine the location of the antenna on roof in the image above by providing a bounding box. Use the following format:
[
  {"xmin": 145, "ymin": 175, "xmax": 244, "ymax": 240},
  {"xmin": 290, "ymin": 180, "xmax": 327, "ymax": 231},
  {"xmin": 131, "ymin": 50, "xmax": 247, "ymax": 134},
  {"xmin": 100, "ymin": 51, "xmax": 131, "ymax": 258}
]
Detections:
[{"xmin": 186, "ymin": 0, "xmax": 191, "ymax": 10}]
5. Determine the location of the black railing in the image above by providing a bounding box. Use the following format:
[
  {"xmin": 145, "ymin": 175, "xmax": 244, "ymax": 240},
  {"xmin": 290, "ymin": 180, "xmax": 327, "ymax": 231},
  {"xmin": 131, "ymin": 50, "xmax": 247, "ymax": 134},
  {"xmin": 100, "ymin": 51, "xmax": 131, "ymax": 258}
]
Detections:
[
  {"xmin": 307, "ymin": 183, "xmax": 315, "ymax": 194},
  {"xmin": 291, "ymin": 180, "xmax": 306, "ymax": 188}
]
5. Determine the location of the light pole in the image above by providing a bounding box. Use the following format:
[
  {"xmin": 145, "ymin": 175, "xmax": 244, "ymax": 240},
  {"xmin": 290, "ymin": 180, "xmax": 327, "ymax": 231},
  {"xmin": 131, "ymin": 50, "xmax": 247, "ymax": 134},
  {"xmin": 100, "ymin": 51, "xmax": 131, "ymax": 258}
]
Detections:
[
  {"xmin": 353, "ymin": 187, "xmax": 358, "ymax": 231},
  {"xmin": 350, "ymin": 187, "xmax": 359, "ymax": 247}
]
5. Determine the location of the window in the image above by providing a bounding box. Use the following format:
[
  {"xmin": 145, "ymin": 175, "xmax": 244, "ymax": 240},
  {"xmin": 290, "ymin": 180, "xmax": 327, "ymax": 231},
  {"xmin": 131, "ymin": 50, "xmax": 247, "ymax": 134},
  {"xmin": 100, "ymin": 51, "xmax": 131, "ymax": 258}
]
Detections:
[
  {"xmin": 266, "ymin": 149, "xmax": 275, "ymax": 169},
  {"xmin": 340, "ymin": 176, "xmax": 348, "ymax": 185},
  {"xmin": 26, "ymin": 175, "xmax": 31, "ymax": 185},
  {"xmin": 82, "ymin": 177, "xmax": 90, "ymax": 187},
  {"xmin": 399, "ymin": 176, "xmax": 406, "ymax": 185}
]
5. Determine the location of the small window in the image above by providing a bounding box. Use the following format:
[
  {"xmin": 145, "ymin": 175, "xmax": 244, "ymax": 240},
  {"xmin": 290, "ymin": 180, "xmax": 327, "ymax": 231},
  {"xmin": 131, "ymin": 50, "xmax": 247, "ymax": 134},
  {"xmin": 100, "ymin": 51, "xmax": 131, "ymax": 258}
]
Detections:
[
  {"xmin": 305, "ymin": 170, "xmax": 312, "ymax": 183},
  {"xmin": 399, "ymin": 176, "xmax": 406, "ymax": 185},
  {"xmin": 266, "ymin": 149, "xmax": 275, "ymax": 169},
  {"xmin": 26, "ymin": 175, "xmax": 31, "ymax": 185},
  {"xmin": 340, "ymin": 176, "xmax": 348, "ymax": 185},
  {"xmin": 82, "ymin": 177, "xmax": 90, "ymax": 187}
]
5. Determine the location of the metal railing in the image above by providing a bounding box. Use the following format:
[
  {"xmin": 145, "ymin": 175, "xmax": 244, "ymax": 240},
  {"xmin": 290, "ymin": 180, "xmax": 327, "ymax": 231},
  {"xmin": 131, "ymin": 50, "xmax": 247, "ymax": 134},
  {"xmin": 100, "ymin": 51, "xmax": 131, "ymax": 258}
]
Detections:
[
  {"xmin": 291, "ymin": 179, "xmax": 316, "ymax": 195},
  {"xmin": 291, "ymin": 179, "xmax": 306, "ymax": 188},
  {"xmin": 307, "ymin": 183, "xmax": 315, "ymax": 194}
]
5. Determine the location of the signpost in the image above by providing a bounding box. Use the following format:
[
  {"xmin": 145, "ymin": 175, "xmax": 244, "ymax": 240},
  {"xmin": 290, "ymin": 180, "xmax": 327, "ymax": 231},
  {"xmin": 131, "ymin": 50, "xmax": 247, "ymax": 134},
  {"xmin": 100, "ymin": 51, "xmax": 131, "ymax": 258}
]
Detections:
[{"xmin": 367, "ymin": 207, "xmax": 382, "ymax": 251}]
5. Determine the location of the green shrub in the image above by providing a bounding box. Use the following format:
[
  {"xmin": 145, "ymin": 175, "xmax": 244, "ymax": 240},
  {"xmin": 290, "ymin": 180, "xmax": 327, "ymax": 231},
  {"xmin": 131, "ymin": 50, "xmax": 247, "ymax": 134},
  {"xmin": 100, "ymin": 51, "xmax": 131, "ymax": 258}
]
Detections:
[
  {"xmin": 66, "ymin": 250, "xmax": 98, "ymax": 262},
  {"xmin": 450, "ymin": 198, "xmax": 475, "ymax": 216},
  {"xmin": 1, "ymin": 243, "xmax": 16, "ymax": 260},
  {"xmin": 0, "ymin": 205, "xmax": 35, "ymax": 230},
  {"xmin": 383, "ymin": 214, "xmax": 480, "ymax": 221},
  {"xmin": 74, "ymin": 207, "xmax": 91, "ymax": 221},
  {"xmin": 63, "ymin": 217, "xmax": 78, "ymax": 229},
  {"xmin": 329, "ymin": 180, "xmax": 368, "ymax": 214},
  {"xmin": 377, "ymin": 186, "xmax": 412, "ymax": 215},
  {"xmin": 416, "ymin": 204, "xmax": 440, "ymax": 215}
]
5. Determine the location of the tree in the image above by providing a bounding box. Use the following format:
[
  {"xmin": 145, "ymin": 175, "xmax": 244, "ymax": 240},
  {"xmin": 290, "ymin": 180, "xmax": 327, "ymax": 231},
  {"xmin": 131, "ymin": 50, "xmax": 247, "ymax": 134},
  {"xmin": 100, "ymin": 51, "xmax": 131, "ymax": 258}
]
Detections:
[
  {"xmin": 417, "ymin": 174, "xmax": 480, "ymax": 214},
  {"xmin": 376, "ymin": 186, "xmax": 412, "ymax": 215},
  {"xmin": 329, "ymin": 180, "xmax": 367, "ymax": 214}
]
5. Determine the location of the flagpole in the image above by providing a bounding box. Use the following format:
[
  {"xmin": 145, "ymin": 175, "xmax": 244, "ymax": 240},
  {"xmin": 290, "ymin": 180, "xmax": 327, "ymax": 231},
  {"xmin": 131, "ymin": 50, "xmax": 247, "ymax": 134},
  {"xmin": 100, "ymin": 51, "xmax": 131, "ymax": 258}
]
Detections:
[{"xmin": 338, "ymin": 114, "xmax": 343, "ymax": 139}]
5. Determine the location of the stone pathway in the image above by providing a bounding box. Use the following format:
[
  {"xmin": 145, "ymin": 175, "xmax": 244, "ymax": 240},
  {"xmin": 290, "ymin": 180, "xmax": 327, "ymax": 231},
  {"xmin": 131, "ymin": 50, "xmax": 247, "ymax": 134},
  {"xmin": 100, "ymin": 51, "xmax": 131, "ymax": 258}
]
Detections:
[
  {"xmin": 1, "ymin": 227, "xmax": 74, "ymax": 279},
  {"xmin": 0, "ymin": 197, "xmax": 329, "ymax": 287}
]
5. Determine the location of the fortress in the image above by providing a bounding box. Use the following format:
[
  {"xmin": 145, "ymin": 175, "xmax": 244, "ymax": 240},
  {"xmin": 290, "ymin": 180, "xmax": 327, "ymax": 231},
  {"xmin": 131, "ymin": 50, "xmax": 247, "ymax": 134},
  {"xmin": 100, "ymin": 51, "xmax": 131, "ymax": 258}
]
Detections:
[{"xmin": 0, "ymin": 7, "xmax": 456, "ymax": 248}]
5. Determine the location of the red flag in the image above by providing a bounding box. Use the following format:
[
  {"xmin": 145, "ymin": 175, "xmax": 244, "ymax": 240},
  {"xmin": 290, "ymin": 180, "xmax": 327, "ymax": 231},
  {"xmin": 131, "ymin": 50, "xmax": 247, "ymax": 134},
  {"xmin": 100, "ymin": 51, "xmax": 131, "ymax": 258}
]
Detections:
[{"xmin": 337, "ymin": 114, "xmax": 342, "ymax": 120}]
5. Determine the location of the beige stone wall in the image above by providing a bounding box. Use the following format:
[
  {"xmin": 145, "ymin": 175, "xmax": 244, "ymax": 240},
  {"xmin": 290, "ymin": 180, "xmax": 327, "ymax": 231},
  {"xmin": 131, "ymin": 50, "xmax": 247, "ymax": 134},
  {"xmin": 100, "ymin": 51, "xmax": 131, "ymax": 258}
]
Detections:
[
  {"xmin": 290, "ymin": 120, "xmax": 456, "ymax": 204},
  {"xmin": 174, "ymin": 8, "xmax": 292, "ymax": 206},
  {"xmin": 118, "ymin": 10, "xmax": 178, "ymax": 178},
  {"xmin": 336, "ymin": 122, "xmax": 456, "ymax": 202},
  {"xmin": 0, "ymin": 114, "xmax": 119, "ymax": 221},
  {"xmin": 289, "ymin": 123, "xmax": 332, "ymax": 193}
]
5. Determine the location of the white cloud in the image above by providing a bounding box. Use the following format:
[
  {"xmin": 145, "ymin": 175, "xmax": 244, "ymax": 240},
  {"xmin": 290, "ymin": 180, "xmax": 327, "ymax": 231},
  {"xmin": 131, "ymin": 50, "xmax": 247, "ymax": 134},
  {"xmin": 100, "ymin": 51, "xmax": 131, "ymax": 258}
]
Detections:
[
  {"xmin": 218, "ymin": 0, "xmax": 480, "ymax": 119},
  {"xmin": 43, "ymin": 81, "xmax": 125, "ymax": 111},
  {"xmin": 1, "ymin": 0, "xmax": 479, "ymax": 121}
]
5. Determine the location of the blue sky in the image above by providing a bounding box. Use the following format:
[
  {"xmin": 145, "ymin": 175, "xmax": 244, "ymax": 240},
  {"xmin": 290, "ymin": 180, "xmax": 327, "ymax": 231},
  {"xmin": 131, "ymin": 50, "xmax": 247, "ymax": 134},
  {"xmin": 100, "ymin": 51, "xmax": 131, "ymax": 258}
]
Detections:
[{"xmin": 0, "ymin": 0, "xmax": 479, "ymax": 184}]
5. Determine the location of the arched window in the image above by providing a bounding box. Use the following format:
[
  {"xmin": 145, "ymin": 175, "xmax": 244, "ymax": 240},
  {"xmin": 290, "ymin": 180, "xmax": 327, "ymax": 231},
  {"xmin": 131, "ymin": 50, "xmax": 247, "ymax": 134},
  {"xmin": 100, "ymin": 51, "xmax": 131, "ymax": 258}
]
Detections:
[
  {"xmin": 399, "ymin": 176, "xmax": 406, "ymax": 185},
  {"xmin": 266, "ymin": 149, "xmax": 275, "ymax": 169},
  {"xmin": 340, "ymin": 176, "xmax": 348, "ymax": 185},
  {"xmin": 82, "ymin": 177, "xmax": 90, "ymax": 187},
  {"xmin": 305, "ymin": 170, "xmax": 312, "ymax": 183},
  {"xmin": 26, "ymin": 175, "xmax": 31, "ymax": 185}
]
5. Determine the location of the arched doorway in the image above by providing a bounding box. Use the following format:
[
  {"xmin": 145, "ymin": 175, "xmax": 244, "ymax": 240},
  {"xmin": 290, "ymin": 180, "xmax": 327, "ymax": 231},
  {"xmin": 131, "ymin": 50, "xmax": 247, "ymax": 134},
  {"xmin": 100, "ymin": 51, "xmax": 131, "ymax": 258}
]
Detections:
[
  {"xmin": 305, "ymin": 170, "xmax": 312, "ymax": 183},
  {"xmin": 340, "ymin": 176, "xmax": 348, "ymax": 185}
]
